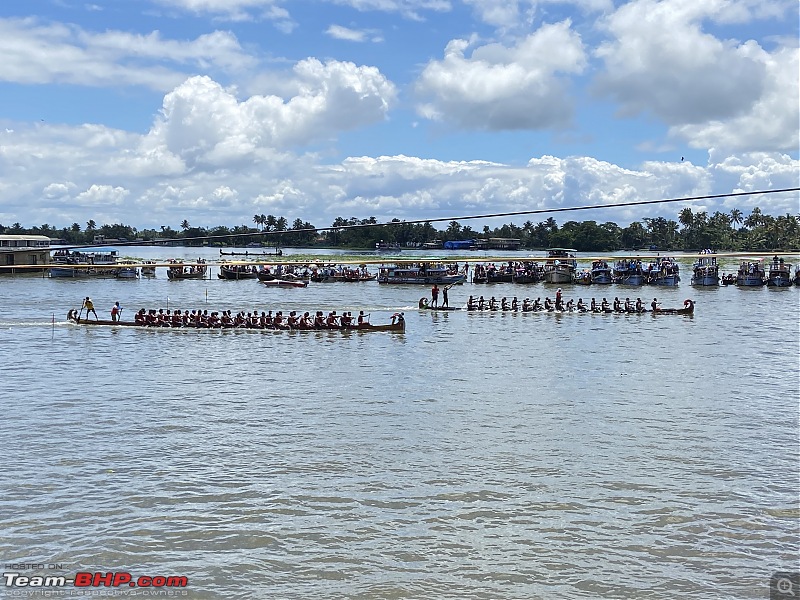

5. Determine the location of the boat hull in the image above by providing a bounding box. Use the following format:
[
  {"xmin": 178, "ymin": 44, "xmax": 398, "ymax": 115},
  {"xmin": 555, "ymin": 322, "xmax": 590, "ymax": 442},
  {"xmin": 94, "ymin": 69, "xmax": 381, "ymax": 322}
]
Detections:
[
  {"xmin": 260, "ymin": 279, "xmax": 308, "ymax": 288},
  {"xmin": 218, "ymin": 268, "xmax": 259, "ymax": 280},
  {"xmin": 67, "ymin": 313, "xmax": 402, "ymax": 332},
  {"xmin": 736, "ymin": 275, "xmax": 764, "ymax": 286},
  {"xmin": 766, "ymin": 275, "xmax": 792, "ymax": 287},
  {"xmin": 543, "ymin": 271, "xmax": 573, "ymax": 284},
  {"xmin": 377, "ymin": 274, "xmax": 465, "ymax": 285},
  {"xmin": 691, "ymin": 275, "xmax": 719, "ymax": 286}
]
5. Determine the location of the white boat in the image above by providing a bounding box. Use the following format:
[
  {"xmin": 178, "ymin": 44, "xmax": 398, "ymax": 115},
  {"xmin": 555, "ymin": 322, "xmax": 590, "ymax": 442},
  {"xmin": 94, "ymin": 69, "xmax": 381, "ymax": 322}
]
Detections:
[
  {"xmin": 691, "ymin": 255, "xmax": 719, "ymax": 286},
  {"xmin": 115, "ymin": 266, "xmax": 139, "ymax": 279},
  {"xmin": 543, "ymin": 248, "xmax": 577, "ymax": 284},
  {"xmin": 377, "ymin": 262, "xmax": 466, "ymax": 285}
]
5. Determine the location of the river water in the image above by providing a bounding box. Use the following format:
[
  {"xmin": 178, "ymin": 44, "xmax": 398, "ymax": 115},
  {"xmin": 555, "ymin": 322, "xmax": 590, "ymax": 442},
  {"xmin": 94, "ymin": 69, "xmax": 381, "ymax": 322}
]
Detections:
[{"xmin": 1, "ymin": 248, "xmax": 798, "ymax": 599}]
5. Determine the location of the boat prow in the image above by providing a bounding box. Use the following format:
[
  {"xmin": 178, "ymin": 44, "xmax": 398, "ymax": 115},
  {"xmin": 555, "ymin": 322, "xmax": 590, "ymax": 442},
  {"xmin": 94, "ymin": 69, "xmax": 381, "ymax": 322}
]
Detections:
[{"xmin": 653, "ymin": 299, "xmax": 695, "ymax": 315}]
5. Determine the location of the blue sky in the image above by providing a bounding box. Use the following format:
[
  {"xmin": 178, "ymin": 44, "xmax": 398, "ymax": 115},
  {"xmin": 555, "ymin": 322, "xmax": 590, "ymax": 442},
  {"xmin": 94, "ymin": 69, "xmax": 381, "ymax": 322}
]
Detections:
[{"xmin": 0, "ymin": 0, "xmax": 797, "ymax": 231}]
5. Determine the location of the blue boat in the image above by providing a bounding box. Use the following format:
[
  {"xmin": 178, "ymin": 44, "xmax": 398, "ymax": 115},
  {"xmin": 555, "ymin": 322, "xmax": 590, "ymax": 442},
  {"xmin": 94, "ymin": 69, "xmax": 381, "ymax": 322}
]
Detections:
[
  {"xmin": 691, "ymin": 256, "xmax": 719, "ymax": 286},
  {"xmin": 766, "ymin": 258, "xmax": 792, "ymax": 287},
  {"xmin": 736, "ymin": 259, "xmax": 765, "ymax": 286},
  {"xmin": 613, "ymin": 259, "xmax": 645, "ymax": 285},
  {"xmin": 645, "ymin": 257, "xmax": 680, "ymax": 286},
  {"xmin": 590, "ymin": 260, "xmax": 613, "ymax": 284}
]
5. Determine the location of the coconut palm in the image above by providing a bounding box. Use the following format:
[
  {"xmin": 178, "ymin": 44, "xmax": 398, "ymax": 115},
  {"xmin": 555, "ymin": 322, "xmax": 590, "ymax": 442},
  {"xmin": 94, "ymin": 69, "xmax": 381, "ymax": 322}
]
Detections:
[{"xmin": 729, "ymin": 208, "xmax": 743, "ymax": 230}]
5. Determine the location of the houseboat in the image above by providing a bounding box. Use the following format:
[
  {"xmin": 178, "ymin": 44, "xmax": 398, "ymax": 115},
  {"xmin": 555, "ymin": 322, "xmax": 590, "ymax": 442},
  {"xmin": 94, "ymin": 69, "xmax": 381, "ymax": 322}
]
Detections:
[
  {"xmin": 542, "ymin": 248, "xmax": 577, "ymax": 284},
  {"xmin": 766, "ymin": 258, "xmax": 793, "ymax": 287},
  {"xmin": 690, "ymin": 255, "xmax": 720, "ymax": 286},
  {"xmin": 49, "ymin": 248, "xmax": 119, "ymax": 277},
  {"xmin": 736, "ymin": 259, "xmax": 765, "ymax": 287},
  {"xmin": 0, "ymin": 235, "xmax": 51, "ymax": 274},
  {"xmin": 377, "ymin": 262, "xmax": 466, "ymax": 285},
  {"xmin": 644, "ymin": 257, "xmax": 680, "ymax": 286},
  {"xmin": 590, "ymin": 260, "xmax": 613, "ymax": 284},
  {"xmin": 613, "ymin": 259, "xmax": 645, "ymax": 285},
  {"xmin": 375, "ymin": 241, "xmax": 402, "ymax": 253}
]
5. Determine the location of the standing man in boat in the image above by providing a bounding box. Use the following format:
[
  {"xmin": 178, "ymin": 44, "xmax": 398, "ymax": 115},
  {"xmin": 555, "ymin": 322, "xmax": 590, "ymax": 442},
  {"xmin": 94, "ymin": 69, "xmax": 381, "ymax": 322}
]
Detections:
[
  {"xmin": 651, "ymin": 298, "xmax": 660, "ymax": 312},
  {"xmin": 442, "ymin": 283, "xmax": 454, "ymax": 308},
  {"xmin": 82, "ymin": 297, "xmax": 98, "ymax": 320},
  {"xmin": 110, "ymin": 301, "xmax": 122, "ymax": 322},
  {"xmin": 431, "ymin": 284, "xmax": 440, "ymax": 308}
]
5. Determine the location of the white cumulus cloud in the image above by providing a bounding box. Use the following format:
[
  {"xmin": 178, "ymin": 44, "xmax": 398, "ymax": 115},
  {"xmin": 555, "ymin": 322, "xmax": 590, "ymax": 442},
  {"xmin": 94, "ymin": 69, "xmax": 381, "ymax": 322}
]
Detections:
[{"xmin": 415, "ymin": 22, "xmax": 587, "ymax": 130}]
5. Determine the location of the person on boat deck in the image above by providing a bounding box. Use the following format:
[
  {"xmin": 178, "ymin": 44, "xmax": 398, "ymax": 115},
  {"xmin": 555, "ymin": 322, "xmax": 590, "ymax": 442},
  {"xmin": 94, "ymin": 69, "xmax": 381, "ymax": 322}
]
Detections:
[
  {"xmin": 489, "ymin": 297, "xmax": 498, "ymax": 310},
  {"xmin": 651, "ymin": 298, "xmax": 660, "ymax": 312},
  {"xmin": 601, "ymin": 298, "xmax": 610, "ymax": 311},
  {"xmin": 590, "ymin": 298, "xmax": 597, "ymax": 312},
  {"xmin": 636, "ymin": 298, "xmax": 644, "ymax": 312},
  {"xmin": 391, "ymin": 312, "xmax": 405, "ymax": 325},
  {"xmin": 555, "ymin": 288, "xmax": 563, "ymax": 305},
  {"xmin": 431, "ymin": 284, "xmax": 440, "ymax": 307},
  {"xmin": 110, "ymin": 301, "xmax": 122, "ymax": 322},
  {"xmin": 442, "ymin": 284, "xmax": 452, "ymax": 308},
  {"xmin": 511, "ymin": 297, "xmax": 519, "ymax": 311},
  {"xmin": 577, "ymin": 299, "xmax": 586, "ymax": 312},
  {"xmin": 82, "ymin": 297, "xmax": 98, "ymax": 320}
]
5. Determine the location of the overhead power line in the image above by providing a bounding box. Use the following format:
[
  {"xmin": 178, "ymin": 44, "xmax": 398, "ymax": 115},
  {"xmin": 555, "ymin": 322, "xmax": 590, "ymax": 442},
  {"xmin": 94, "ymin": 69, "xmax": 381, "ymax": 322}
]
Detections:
[{"xmin": 60, "ymin": 186, "xmax": 799, "ymax": 250}]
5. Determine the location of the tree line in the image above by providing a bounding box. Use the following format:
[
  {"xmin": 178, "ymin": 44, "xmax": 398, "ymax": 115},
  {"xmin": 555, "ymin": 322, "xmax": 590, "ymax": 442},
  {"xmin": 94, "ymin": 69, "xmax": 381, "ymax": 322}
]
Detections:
[{"xmin": 1, "ymin": 207, "xmax": 798, "ymax": 251}]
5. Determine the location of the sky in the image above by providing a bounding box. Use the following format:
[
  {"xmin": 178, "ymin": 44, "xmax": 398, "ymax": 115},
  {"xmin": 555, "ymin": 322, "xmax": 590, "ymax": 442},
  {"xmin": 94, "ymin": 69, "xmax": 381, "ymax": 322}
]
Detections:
[{"xmin": 0, "ymin": 0, "xmax": 798, "ymax": 232}]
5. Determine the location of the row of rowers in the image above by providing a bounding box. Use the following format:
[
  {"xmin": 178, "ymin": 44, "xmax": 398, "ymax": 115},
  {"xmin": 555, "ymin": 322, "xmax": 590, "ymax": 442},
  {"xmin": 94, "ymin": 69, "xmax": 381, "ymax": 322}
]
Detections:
[
  {"xmin": 466, "ymin": 296, "xmax": 654, "ymax": 312},
  {"xmin": 133, "ymin": 308, "xmax": 370, "ymax": 329}
]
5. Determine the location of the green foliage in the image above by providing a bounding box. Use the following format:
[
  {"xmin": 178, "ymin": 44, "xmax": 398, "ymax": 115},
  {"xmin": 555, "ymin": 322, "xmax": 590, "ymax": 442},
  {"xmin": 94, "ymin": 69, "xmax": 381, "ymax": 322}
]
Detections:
[{"xmin": 6, "ymin": 207, "xmax": 799, "ymax": 251}]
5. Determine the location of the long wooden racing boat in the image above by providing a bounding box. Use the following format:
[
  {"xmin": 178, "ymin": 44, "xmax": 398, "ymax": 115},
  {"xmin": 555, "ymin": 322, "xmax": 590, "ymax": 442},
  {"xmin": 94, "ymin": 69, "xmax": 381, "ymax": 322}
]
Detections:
[
  {"xmin": 464, "ymin": 299, "xmax": 695, "ymax": 315},
  {"xmin": 67, "ymin": 311, "xmax": 404, "ymax": 332}
]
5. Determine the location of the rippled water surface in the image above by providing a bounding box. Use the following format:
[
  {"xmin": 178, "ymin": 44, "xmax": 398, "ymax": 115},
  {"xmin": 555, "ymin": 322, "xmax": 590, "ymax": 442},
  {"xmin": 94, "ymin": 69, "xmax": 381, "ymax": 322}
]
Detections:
[{"xmin": 1, "ymin": 249, "xmax": 798, "ymax": 599}]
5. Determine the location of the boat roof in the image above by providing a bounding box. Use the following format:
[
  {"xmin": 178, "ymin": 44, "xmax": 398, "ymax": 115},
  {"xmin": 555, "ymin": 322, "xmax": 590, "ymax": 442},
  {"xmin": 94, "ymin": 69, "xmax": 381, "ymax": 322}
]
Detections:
[{"xmin": 547, "ymin": 248, "xmax": 577, "ymax": 252}]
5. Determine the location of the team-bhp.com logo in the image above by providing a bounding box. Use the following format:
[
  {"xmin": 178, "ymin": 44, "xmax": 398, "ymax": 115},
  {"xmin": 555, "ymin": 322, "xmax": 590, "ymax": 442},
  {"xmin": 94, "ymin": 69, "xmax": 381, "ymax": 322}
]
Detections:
[{"xmin": 4, "ymin": 571, "xmax": 188, "ymax": 589}]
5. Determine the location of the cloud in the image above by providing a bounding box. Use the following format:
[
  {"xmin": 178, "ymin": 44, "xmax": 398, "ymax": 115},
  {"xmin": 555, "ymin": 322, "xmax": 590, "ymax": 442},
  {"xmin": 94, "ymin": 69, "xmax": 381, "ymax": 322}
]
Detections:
[
  {"xmin": 325, "ymin": 24, "xmax": 383, "ymax": 42},
  {"xmin": 151, "ymin": 0, "xmax": 294, "ymax": 26},
  {"xmin": 593, "ymin": 0, "xmax": 798, "ymax": 153},
  {"xmin": 0, "ymin": 17, "xmax": 257, "ymax": 90},
  {"xmin": 327, "ymin": 0, "xmax": 451, "ymax": 20},
  {"xmin": 415, "ymin": 22, "xmax": 587, "ymax": 130},
  {"xmin": 671, "ymin": 45, "xmax": 799, "ymax": 154},
  {"xmin": 140, "ymin": 61, "xmax": 396, "ymax": 168}
]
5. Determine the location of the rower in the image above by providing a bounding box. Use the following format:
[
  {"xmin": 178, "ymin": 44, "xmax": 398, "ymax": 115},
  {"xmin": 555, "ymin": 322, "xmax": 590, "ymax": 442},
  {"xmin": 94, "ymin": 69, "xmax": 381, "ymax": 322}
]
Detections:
[
  {"xmin": 135, "ymin": 309, "xmax": 146, "ymax": 325},
  {"xmin": 326, "ymin": 311, "xmax": 339, "ymax": 327},
  {"xmin": 590, "ymin": 298, "xmax": 597, "ymax": 312},
  {"xmin": 533, "ymin": 298, "xmax": 543, "ymax": 311},
  {"xmin": 624, "ymin": 298, "xmax": 633, "ymax": 313},
  {"xmin": 489, "ymin": 297, "xmax": 498, "ymax": 311},
  {"xmin": 651, "ymin": 298, "xmax": 660, "ymax": 312},
  {"xmin": 478, "ymin": 296, "xmax": 485, "ymax": 310},
  {"xmin": 636, "ymin": 298, "xmax": 644, "ymax": 312},
  {"xmin": 467, "ymin": 296, "xmax": 477, "ymax": 311},
  {"xmin": 511, "ymin": 297, "xmax": 519, "ymax": 311},
  {"xmin": 287, "ymin": 311, "xmax": 299, "ymax": 328},
  {"xmin": 566, "ymin": 299, "xmax": 574, "ymax": 311},
  {"xmin": 544, "ymin": 298, "xmax": 553, "ymax": 311},
  {"xmin": 357, "ymin": 310, "xmax": 368, "ymax": 326},
  {"xmin": 601, "ymin": 298, "xmax": 610, "ymax": 311},
  {"xmin": 341, "ymin": 312, "xmax": 353, "ymax": 327},
  {"xmin": 613, "ymin": 297, "xmax": 622, "ymax": 312},
  {"xmin": 501, "ymin": 297, "xmax": 509, "ymax": 311},
  {"xmin": 577, "ymin": 299, "xmax": 586, "ymax": 312},
  {"xmin": 314, "ymin": 311, "xmax": 325, "ymax": 328}
]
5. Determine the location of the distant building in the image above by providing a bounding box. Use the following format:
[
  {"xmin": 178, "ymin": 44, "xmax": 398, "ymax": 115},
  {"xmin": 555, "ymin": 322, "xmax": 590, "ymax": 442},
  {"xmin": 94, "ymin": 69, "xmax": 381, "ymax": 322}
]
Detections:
[
  {"xmin": 0, "ymin": 235, "xmax": 51, "ymax": 274},
  {"xmin": 487, "ymin": 238, "xmax": 521, "ymax": 250},
  {"xmin": 443, "ymin": 240, "xmax": 475, "ymax": 250}
]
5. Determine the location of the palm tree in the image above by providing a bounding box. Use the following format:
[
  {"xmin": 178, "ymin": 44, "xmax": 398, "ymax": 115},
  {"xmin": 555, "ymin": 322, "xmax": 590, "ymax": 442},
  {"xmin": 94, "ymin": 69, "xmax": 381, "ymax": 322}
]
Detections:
[
  {"xmin": 71, "ymin": 223, "xmax": 81, "ymax": 232},
  {"xmin": 678, "ymin": 207, "xmax": 694, "ymax": 230},
  {"xmin": 86, "ymin": 220, "xmax": 96, "ymax": 231},
  {"xmin": 181, "ymin": 219, "xmax": 190, "ymax": 231},
  {"xmin": 744, "ymin": 207, "xmax": 762, "ymax": 229},
  {"xmin": 729, "ymin": 208, "xmax": 743, "ymax": 230}
]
